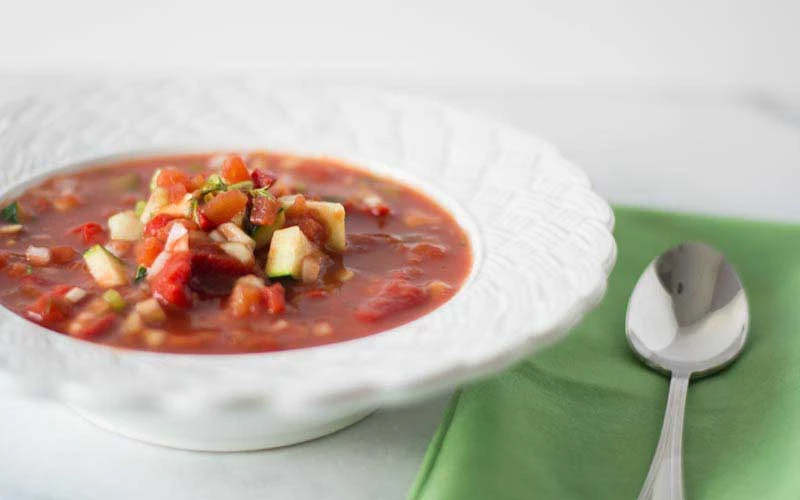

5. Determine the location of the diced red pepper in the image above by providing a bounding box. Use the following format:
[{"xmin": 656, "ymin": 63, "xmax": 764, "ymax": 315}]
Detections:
[
  {"xmin": 249, "ymin": 195, "xmax": 281, "ymax": 226},
  {"xmin": 199, "ymin": 190, "xmax": 248, "ymax": 227},
  {"xmin": 69, "ymin": 313, "xmax": 117, "ymax": 340},
  {"xmin": 220, "ymin": 155, "xmax": 251, "ymax": 184},
  {"xmin": 0, "ymin": 251, "xmax": 8, "ymax": 270},
  {"xmin": 68, "ymin": 222, "xmax": 106, "ymax": 245},
  {"xmin": 136, "ymin": 237, "xmax": 164, "ymax": 267},
  {"xmin": 150, "ymin": 251, "xmax": 192, "ymax": 308},
  {"xmin": 251, "ymin": 169, "xmax": 277, "ymax": 189},
  {"xmin": 354, "ymin": 279, "xmax": 428, "ymax": 322},
  {"xmin": 263, "ymin": 283, "xmax": 286, "ymax": 314}
]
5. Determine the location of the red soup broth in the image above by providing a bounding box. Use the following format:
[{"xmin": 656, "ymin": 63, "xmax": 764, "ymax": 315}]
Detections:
[{"xmin": 0, "ymin": 152, "xmax": 472, "ymax": 353}]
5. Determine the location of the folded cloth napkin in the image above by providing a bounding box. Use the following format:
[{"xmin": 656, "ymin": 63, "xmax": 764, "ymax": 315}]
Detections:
[{"xmin": 409, "ymin": 207, "xmax": 800, "ymax": 500}]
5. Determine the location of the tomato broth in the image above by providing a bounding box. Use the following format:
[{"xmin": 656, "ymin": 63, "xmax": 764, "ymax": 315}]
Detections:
[{"xmin": 0, "ymin": 152, "xmax": 472, "ymax": 353}]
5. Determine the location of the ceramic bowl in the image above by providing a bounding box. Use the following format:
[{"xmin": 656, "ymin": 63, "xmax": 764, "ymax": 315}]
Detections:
[{"xmin": 0, "ymin": 79, "xmax": 616, "ymax": 450}]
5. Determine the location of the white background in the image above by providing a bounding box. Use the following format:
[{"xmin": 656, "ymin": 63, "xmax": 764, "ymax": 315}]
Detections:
[{"xmin": 1, "ymin": 1, "xmax": 799, "ymax": 499}]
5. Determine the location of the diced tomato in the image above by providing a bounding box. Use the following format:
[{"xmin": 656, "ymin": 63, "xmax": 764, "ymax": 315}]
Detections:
[
  {"xmin": 167, "ymin": 182, "xmax": 188, "ymax": 203},
  {"xmin": 136, "ymin": 237, "xmax": 164, "ymax": 267},
  {"xmin": 144, "ymin": 214, "xmax": 177, "ymax": 238},
  {"xmin": 407, "ymin": 242, "xmax": 447, "ymax": 264},
  {"xmin": 105, "ymin": 239, "xmax": 134, "ymax": 257},
  {"xmin": 27, "ymin": 196, "xmax": 52, "ymax": 215},
  {"xmin": 68, "ymin": 222, "xmax": 106, "ymax": 245},
  {"xmin": 195, "ymin": 209, "xmax": 214, "ymax": 231},
  {"xmin": 228, "ymin": 281, "xmax": 264, "ymax": 317},
  {"xmin": 25, "ymin": 293, "xmax": 71, "ymax": 324},
  {"xmin": 220, "ymin": 155, "xmax": 251, "ymax": 184},
  {"xmin": 303, "ymin": 288, "xmax": 328, "ymax": 299},
  {"xmin": 199, "ymin": 190, "xmax": 248, "ymax": 227},
  {"xmin": 53, "ymin": 194, "xmax": 82, "ymax": 211},
  {"xmin": 263, "ymin": 283, "xmax": 286, "ymax": 314},
  {"xmin": 69, "ymin": 313, "xmax": 117, "ymax": 340},
  {"xmin": 0, "ymin": 251, "xmax": 8, "ymax": 270},
  {"xmin": 251, "ymin": 169, "xmax": 277, "ymax": 189},
  {"xmin": 368, "ymin": 203, "xmax": 391, "ymax": 217},
  {"xmin": 51, "ymin": 246, "xmax": 78, "ymax": 264},
  {"xmin": 297, "ymin": 217, "xmax": 327, "ymax": 247},
  {"xmin": 189, "ymin": 174, "xmax": 207, "ymax": 191},
  {"xmin": 50, "ymin": 284, "xmax": 72, "ymax": 296},
  {"xmin": 7, "ymin": 262, "xmax": 29, "ymax": 277},
  {"xmin": 191, "ymin": 247, "xmax": 253, "ymax": 276},
  {"xmin": 355, "ymin": 279, "xmax": 428, "ymax": 322},
  {"xmin": 151, "ymin": 251, "xmax": 192, "ymax": 308},
  {"xmin": 249, "ymin": 195, "xmax": 281, "ymax": 226},
  {"xmin": 156, "ymin": 167, "xmax": 191, "ymax": 190}
]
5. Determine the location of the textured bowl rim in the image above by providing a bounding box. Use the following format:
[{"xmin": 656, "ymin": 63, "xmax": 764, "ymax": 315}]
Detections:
[{"xmin": 0, "ymin": 79, "xmax": 617, "ymax": 414}]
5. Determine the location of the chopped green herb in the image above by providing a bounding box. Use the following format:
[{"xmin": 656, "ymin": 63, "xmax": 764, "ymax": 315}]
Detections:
[
  {"xmin": 1, "ymin": 202, "xmax": 19, "ymax": 223},
  {"xmin": 25, "ymin": 264, "xmax": 33, "ymax": 275},
  {"xmin": 228, "ymin": 180, "xmax": 254, "ymax": 192},
  {"xmin": 134, "ymin": 266, "xmax": 147, "ymax": 283},
  {"xmin": 201, "ymin": 174, "xmax": 226, "ymax": 195},
  {"xmin": 251, "ymin": 187, "xmax": 276, "ymax": 199}
]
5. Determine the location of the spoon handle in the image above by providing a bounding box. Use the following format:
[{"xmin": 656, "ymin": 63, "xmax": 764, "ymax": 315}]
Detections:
[{"xmin": 637, "ymin": 373, "xmax": 690, "ymax": 500}]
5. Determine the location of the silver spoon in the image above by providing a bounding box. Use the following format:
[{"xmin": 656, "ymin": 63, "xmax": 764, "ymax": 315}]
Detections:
[{"xmin": 626, "ymin": 242, "xmax": 749, "ymax": 500}]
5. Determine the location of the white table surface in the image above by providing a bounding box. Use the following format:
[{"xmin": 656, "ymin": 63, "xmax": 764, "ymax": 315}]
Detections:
[{"xmin": 1, "ymin": 76, "xmax": 799, "ymax": 500}]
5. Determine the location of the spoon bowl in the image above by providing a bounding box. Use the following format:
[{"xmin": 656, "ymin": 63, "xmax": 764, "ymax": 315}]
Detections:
[
  {"xmin": 627, "ymin": 241, "xmax": 749, "ymax": 377},
  {"xmin": 626, "ymin": 241, "xmax": 749, "ymax": 500}
]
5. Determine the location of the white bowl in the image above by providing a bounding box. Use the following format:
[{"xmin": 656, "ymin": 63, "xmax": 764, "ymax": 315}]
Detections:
[{"xmin": 0, "ymin": 79, "xmax": 616, "ymax": 451}]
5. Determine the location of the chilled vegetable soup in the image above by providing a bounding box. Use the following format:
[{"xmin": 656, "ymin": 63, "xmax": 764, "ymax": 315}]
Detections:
[{"xmin": 0, "ymin": 152, "xmax": 472, "ymax": 353}]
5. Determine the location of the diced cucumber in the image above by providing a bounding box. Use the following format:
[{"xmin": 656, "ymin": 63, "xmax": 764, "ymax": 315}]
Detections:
[
  {"xmin": 277, "ymin": 197, "xmax": 345, "ymax": 251},
  {"xmin": 306, "ymin": 201, "xmax": 346, "ymax": 252},
  {"xmin": 102, "ymin": 289, "xmax": 127, "ymax": 312},
  {"xmin": 140, "ymin": 187, "xmax": 169, "ymax": 223},
  {"xmin": 84, "ymin": 244, "xmax": 128, "ymax": 288},
  {"xmin": 251, "ymin": 211, "xmax": 285, "ymax": 249},
  {"xmin": 134, "ymin": 200, "xmax": 147, "ymax": 217},
  {"xmin": 149, "ymin": 169, "xmax": 163, "ymax": 190},
  {"xmin": 266, "ymin": 226, "xmax": 315, "ymax": 279},
  {"xmin": 108, "ymin": 210, "xmax": 143, "ymax": 241}
]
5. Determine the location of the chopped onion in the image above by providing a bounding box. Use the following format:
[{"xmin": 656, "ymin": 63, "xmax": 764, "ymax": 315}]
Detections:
[
  {"xmin": 164, "ymin": 223, "xmax": 189, "ymax": 252},
  {"xmin": 311, "ymin": 321, "xmax": 333, "ymax": 337},
  {"xmin": 64, "ymin": 287, "xmax": 88, "ymax": 304},
  {"xmin": 0, "ymin": 224, "xmax": 24, "ymax": 235},
  {"xmin": 220, "ymin": 242, "xmax": 254, "ymax": 266},
  {"xmin": 301, "ymin": 255, "xmax": 322, "ymax": 284},
  {"xmin": 25, "ymin": 246, "xmax": 51, "ymax": 266},
  {"xmin": 135, "ymin": 298, "xmax": 167, "ymax": 325},
  {"xmin": 148, "ymin": 250, "xmax": 171, "ymax": 277}
]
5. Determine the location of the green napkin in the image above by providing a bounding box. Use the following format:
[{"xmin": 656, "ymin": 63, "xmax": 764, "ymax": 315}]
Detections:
[{"xmin": 410, "ymin": 207, "xmax": 800, "ymax": 500}]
